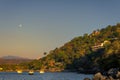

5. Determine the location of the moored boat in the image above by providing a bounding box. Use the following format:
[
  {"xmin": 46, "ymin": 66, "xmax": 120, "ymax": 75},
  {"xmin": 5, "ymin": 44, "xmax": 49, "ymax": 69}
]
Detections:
[
  {"xmin": 39, "ymin": 70, "xmax": 44, "ymax": 74},
  {"xmin": 28, "ymin": 70, "xmax": 34, "ymax": 75},
  {"xmin": 17, "ymin": 70, "xmax": 23, "ymax": 74}
]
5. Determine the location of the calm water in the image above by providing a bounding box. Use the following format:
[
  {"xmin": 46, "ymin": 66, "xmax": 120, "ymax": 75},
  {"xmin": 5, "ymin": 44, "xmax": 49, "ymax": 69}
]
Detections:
[{"xmin": 0, "ymin": 72, "xmax": 93, "ymax": 80}]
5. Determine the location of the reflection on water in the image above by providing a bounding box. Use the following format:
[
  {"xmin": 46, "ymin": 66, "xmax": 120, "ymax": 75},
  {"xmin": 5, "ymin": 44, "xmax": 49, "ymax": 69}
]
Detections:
[{"xmin": 0, "ymin": 72, "xmax": 93, "ymax": 80}]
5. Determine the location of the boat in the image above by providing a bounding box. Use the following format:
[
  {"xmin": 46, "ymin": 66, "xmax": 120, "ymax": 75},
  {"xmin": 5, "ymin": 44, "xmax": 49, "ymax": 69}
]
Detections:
[
  {"xmin": 17, "ymin": 70, "xmax": 23, "ymax": 74},
  {"xmin": 39, "ymin": 70, "xmax": 45, "ymax": 74},
  {"xmin": 28, "ymin": 70, "xmax": 34, "ymax": 75}
]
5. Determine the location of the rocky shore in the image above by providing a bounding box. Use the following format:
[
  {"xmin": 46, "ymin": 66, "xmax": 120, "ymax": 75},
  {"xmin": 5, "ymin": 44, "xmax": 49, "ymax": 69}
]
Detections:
[{"xmin": 84, "ymin": 68, "xmax": 120, "ymax": 80}]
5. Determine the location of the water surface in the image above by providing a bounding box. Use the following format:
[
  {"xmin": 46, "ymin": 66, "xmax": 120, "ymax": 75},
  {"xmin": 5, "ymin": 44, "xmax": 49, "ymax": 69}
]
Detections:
[{"xmin": 0, "ymin": 72, "xmax": 93, "ymax": 80}]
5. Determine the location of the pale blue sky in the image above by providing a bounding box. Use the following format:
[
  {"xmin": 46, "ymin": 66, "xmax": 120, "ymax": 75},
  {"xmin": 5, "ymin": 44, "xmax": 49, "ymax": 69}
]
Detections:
[{"xmin": 0, "ymin": 0, "xmax": 120, "ymax": 59}]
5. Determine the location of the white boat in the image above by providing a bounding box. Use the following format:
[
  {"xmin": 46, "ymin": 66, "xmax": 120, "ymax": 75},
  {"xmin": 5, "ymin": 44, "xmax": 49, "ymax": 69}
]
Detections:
[
  {"xmin": 28, "ymin": 70, "xmax": 34, "ymax": 75},
  {"xmin": 17, "ymin": 70, "xmax": 23, "ymax": 74},
  {"xmin": 39, "ymin": 70, "xmax": 44, "ymax": 74}
]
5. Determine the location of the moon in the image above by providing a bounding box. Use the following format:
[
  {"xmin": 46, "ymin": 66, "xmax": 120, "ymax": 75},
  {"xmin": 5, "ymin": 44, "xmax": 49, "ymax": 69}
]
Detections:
[{"xmin": 18, "ymin": 24, "xmax": 22, "ymax": 28}]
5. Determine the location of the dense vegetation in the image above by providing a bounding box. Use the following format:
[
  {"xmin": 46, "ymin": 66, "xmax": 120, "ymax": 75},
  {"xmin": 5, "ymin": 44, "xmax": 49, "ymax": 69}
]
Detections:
[{"xmin": 0, "ymin": 23, "xmax": 120, "ymax": 73}]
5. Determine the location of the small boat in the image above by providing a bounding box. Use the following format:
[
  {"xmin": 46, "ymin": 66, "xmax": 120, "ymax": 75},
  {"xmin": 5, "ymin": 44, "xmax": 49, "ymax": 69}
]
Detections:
[
  {"xmin": 39, "ymin": 70, "xmax": 44, "ymax": 74},
  {"xmin": 28, "ymin": 70, "xmax": 34, "ymax": 75},
  {"xmin": 17, "ymin": 70, "xmax": 23, "ymax": 74}
]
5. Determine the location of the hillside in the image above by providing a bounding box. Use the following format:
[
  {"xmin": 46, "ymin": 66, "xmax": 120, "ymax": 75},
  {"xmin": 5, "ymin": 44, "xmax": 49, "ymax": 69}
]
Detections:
[
  {"xmin": 40, "ymin": 23, "xmax": 120, "ymax": 73},
  {"xmin": 0, "ymin": 23, "xmax": 120, "ymax": 72}
]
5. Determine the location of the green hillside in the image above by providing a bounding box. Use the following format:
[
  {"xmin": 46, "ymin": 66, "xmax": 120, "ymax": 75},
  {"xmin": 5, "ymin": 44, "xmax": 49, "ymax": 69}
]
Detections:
[
  {"xmin": 40, "ymin": 23, "xmax": 120, "ymax": 73},
  {"xmin": 0, "ymin": 23, "xmax": 120, "ymax": 73}
]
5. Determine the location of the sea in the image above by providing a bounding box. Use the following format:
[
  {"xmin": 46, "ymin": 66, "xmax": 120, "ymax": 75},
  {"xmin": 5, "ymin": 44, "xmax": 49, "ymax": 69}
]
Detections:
[{"xmin": 0, "ymin": 72, "xmax": 93, "ymax": 80}]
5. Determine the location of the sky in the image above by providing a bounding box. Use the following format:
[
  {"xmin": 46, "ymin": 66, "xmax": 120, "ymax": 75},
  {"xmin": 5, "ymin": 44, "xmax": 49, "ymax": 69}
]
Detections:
[{"xmin": 0, "ymin": 0, "xmax": 120, "ymax": 59}]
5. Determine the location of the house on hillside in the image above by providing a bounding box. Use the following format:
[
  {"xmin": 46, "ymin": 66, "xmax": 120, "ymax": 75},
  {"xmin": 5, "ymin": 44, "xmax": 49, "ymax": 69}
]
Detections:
[
  {"xmin": 92, "ymin": 43, "xmax": 103, "ymax": 51},
  {"xmin": 91, "ymin": 40, "xmax": 110, "ymax": 51}
]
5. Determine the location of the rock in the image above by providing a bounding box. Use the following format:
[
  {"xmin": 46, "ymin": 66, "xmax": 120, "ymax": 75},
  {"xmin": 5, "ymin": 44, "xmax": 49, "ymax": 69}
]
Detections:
[
  {"xmin": 108, "ymin": 76, "xmax": 114, "ymax": 80},
  {"xmin": 107, "ymin": 68, "xmax": 119, "ymax": 79},
  {"xmin": 92, "ymin": 70, "xmax": 120, "ymax": 80},
  {"xmin": 116, "ymin": 71, "xmax": 120, "ymax": 79},
  {"xmin": 83, "ymin": 78, "xmax": 91, "ymax": 80},
  {"xmin": 93, "ymin": 72, "xmax": 107, "ymax": 80}
]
